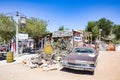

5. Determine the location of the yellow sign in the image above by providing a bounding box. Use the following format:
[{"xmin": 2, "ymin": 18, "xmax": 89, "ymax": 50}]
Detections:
[{"xmin": 44, "ymin": 44, "xmax": 53, "ymax": 55}]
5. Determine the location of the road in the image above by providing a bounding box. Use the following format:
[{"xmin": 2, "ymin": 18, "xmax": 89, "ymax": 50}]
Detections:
[{"xmin": 0, "ymin": 51, "xmax": 120, "ymax": 80}]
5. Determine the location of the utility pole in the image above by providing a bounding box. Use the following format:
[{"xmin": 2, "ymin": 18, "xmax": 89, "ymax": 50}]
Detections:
[
  {"xmin": 16, "ymin": 11, "xmax": 19, "ymax": 56},
  {"xmin": 6, "ymin": 11, "xmax": 26, "ymax": 56}
]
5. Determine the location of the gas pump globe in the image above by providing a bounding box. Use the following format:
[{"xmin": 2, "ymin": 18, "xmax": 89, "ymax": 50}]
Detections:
[{"xmin": 20, "ymin": 16, "xmax": 26, "ymax": 28}]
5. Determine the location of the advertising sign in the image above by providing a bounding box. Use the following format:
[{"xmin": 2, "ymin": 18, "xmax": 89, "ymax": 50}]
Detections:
[
  {"xmin": 18, "ymin": 33, "xmax": 28, "ymax": 40},
  {"xmin": 52, "ymin": 30, "xmax": 73, "ymax": 37},
  {"xmin": 74, "ymin": 36, "xmax": 82, "ymax": 42}
]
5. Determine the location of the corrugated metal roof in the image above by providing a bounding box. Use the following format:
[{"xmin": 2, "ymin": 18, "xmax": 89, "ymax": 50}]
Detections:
[{"xmin": 52, "ymin": 30, "xmax": 73, "ymax": 37}]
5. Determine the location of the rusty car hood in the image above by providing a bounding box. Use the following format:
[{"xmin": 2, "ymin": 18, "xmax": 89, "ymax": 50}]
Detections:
[{"xmin": 62, "ymin": 53, "xmax": 97, "ymax": 62}]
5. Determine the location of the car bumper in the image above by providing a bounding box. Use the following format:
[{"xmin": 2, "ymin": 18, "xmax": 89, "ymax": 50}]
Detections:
[{"xmin": 61, "ymin": 62, "xmax": 95, "ymax": 71}]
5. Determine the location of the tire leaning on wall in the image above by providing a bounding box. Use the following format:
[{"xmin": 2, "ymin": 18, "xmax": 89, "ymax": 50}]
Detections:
[{"xmin": 6, "ymin": 52, "xmax": 14, "ymax": 63}]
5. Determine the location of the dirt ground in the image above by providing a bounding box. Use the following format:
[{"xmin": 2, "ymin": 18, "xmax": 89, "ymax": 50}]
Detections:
[{"xmin": 0, "ymin": 51, "xmax": 120, "ymax": 80}]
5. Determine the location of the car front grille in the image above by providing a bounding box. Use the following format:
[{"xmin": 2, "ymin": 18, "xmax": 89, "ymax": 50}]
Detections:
[{"xmin": 68, "ymin": 62, "xmax": 87, "ymax": 66}]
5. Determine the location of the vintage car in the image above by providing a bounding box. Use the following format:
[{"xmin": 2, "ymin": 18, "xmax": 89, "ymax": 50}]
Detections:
[
  {"xmin": 60, "ymin": 47, "xmax": 99, "ymax": 74},
  {"xmin": 0, "ymin": 45, "xmax": 9, "ymax": 52}
]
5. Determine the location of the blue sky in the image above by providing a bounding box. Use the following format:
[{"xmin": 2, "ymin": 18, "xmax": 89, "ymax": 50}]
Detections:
[{"xmin": 0, "ymin": 0, "xmax": 120, "ymax": 32}]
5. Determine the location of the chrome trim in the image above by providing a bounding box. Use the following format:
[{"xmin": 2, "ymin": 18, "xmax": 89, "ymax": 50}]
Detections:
[{"xmin": 61, "ymin": 62, "xmax": 95, "ymax": 71}]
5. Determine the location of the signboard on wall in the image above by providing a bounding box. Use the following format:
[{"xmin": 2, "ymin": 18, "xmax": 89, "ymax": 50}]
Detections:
[
  {"xmin": 52, "ymin": 30, "xmax": 73, "ymax": 37},
  {"xmin": 74, "ymin": 36, "xmax": 82, "ymax": 42},
  {"xmin": 18, "ymin": 33, "xmax": 28, "ymax": 40}
]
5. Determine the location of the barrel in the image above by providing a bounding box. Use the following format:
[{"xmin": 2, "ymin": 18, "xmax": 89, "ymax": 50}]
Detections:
[
  {"xmin": 6, "ymin": 52, "xmax": 14, "ymax": 63},
  {"xmin": 110, "ymin": 45, "xmax": 115, "ymax": 51},
  {"xmin": 106, "ymin": 46, "xmax": 110, "ymax": 51},
  {"xmin": 44, "ymin": 44, "xmax": 53, "ymax": 55}
]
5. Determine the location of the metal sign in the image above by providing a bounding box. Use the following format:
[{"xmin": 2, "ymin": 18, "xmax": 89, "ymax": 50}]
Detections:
[
  {"xmin": 74, "ymin": 36, "xmax": 82, "ymax": 42},
  {"xmin": 52, "ymin": 30, "xmax": 73, "ymax": 37},
  {"xmin": 18, "ymin": 33, "xmax": 28, "ymax": 40}
]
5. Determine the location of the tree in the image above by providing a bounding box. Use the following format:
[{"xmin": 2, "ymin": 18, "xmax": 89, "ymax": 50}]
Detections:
[
  {"xmin": 21, "ymin": 17, "xmax": 48, "ymax": 38},
  {"xmin": 0, "ymin": 12, "xmax": 49, "ymax": 44},
  {"xmin": 19, "ymin": 17, "xmax": 48, "ymax": 48},
  {"xmin": 58, "ymin": 26, "xmax": 64, "ymax": 31},
  {"xmin": 92, "ymin": 26, "xmax": 99, "ymax": 40},
  {"xmin": 85, "ymin": 21, "xmax": 97, "ymax": 32},
  {"xmin": 97, "ymin": 18, "xmax": 114, "ymax": 38},
  {"xmin": 0, "ymin": 13, "xmax": 15, "ymax": 43},
  {"xmin": 85, "ymin": 18, "xmax": 114, "ymax": 41},
  {"xmin": 112, "ymin": 25, "xmax": 120, "ymax": 40},
  {"xmin": 85, "ymin": 21, "xmax": 98, "ymax": 41}
]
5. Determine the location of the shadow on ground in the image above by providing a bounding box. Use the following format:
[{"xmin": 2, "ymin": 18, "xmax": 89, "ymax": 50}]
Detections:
[{"xmin": 60, "ymin": 67, "xmax": 94, "ymax": 75}]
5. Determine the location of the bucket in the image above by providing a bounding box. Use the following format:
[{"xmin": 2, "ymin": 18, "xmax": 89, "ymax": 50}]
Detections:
[{"xmin": 6, "ymin": 52, "xmax": 14, "ymax": 63}]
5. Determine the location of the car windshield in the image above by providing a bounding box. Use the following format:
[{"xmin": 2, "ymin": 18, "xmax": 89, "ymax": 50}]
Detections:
[{"xmin": 74, "ymin": 48, "xmax": 94, "ymax": 54}]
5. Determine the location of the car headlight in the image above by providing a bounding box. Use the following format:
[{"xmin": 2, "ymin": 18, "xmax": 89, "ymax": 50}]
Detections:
[
  {"xmin": 61, "ymin": 60, "xmax": 67, "ymax": 64},
  {"xmin": 87, "ymin": 61, "xmax": 94, "ymax": 64},
  {"xmin": 88, "ymin": 54, "xmax": 95, "ymax": 57},
  {"xmin": 89, "ymin": 64, "xmax": 95, "ymax": 67}
]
